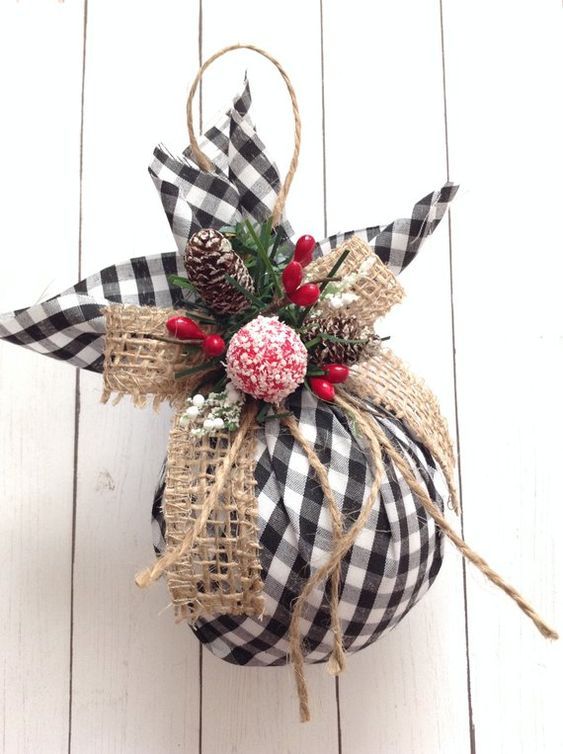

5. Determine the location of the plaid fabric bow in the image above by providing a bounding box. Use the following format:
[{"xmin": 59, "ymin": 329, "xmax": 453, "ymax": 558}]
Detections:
[{"xmin": 0, "ymin": 80, "xmax": 457, "ymax": 370}]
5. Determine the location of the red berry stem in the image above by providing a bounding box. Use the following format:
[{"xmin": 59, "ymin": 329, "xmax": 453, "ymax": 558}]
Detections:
[
  {"xmin": 304, "ymin": 276, "xmax": 343, "ymax": 287},
  {"xmin": 147, "ymin": 335, "xmax": 205, "ymax": 346}
]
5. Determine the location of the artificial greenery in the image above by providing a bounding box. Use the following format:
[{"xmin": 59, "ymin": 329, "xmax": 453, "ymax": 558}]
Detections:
[{"xmin": 168, "ymin": 217, "xmax": 359, "ymax": 364}]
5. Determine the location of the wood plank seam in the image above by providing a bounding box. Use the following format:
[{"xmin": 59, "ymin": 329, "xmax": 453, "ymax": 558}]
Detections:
[{"xmin": 438, "ymin": 0, "xmax": 477, "ymax": 750}]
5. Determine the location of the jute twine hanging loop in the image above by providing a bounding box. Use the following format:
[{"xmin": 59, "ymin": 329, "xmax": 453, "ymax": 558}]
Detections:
[
  {"xmin": 186, "ymin": 43, "xmax": 301, "ymax": 228},
  {"xmin": 102, "ymin": 44, "xmax": 557, "ymax": 723}
]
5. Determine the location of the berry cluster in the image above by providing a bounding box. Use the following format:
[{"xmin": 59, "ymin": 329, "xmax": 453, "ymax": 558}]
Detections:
[
  {"xmin": 165, "ymin": 221, "xmax": 374, "ymax": 412},
  {"xmin": 281, "ymin": 235, "xmax": 320, "ymax": 307},
  {"xmin": 166, "ymin": 316, "xmax": 226, "ymax": 357},
  {"xmin": 178, "ymin": 384, "xmax": 245, "ymax": 436}
]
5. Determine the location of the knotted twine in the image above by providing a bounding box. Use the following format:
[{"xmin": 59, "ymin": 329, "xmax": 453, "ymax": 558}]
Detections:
[{"xmin": 101, "ymin": 45, "xmax": 557, "ymax": 721}]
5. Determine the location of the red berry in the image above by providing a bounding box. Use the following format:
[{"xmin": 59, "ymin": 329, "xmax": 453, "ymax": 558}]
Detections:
[
  {"xmin": 281, "ymin": 260, "xmax": 303, "ymax": 294},
  {"xmin": 288, "ymin": 283, "xmax": 320, "ymax": 307},
  {"xmin": 323, "ymin": 363, "xmax": 350, "ymax": 384},
  {"xmin": 293, "ymin": 235, "xmax": 316, "ymax": 267},
  {"xmin": 309, "ymin": 377, "xmax": 335, "ymax": 401},
  {"xmin": 166, "ymin": 316, "xmax": 205, "ymax": 340},
  {"xmin": 202, "ymin": 334, "xmax": 226, "ymax": 357}
]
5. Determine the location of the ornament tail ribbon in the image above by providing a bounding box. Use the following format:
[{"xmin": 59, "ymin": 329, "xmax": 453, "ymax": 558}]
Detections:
[{"xmin": 316, "ymin": 182, "xmax": 458, "ymax": 275}]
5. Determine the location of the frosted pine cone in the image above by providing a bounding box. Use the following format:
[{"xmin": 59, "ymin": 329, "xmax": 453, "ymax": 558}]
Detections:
[
  {"xmin": 185, "ymin": 229, "xmax": 255, "ymax": 315},
  {"xmin": 303, "ymin": 314, "xmax": 378, "ymax": 366}
]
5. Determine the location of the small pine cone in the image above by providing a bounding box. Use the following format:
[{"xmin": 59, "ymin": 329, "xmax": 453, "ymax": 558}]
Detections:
[
  {"xmin": 303, "ymin": 314, "xmax": 378, "ymax": 366},
  {"xmin": 185, "ymin": 229, "xmax": 255, "ymax": 315}
]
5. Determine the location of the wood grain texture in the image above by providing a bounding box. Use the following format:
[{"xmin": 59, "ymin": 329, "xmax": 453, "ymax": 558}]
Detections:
[
  {"xmin": 0, "ymin": 0, "xmax": 561, "ymax": 752},
  {"xmin": 442, "ymin": 1, "xmax": 563, "ymax": 751},
  {"xmin": 69, "ymin": 2, "xmax": 201, "ymax": 752},
  {"xmin": 0, "ymin": 2, "xmax": 84, "ymax": 752},
  {"xmin": 323, "ymin": 2, "xmax": 471, "ymax": 752}
]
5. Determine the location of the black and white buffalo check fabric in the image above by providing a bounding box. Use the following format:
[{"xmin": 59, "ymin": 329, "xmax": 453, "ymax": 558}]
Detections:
[
  {"xmin": 151, "ymin": 392, "xmax": 446, "ymax": 665},
  {"xmin": 317, "ymin": 182, "xmax": 457, "ymax": 276},
  {"xmin": 0, "ymin": 79, "xmax": 456, "ymax": 666},
  {"xmin": 0, "ymin": 81, "xmax": 457, "ymax": 369},
  {"xmin": 149, "ymin": 78, "xmax": 294, "ymax": 254}
]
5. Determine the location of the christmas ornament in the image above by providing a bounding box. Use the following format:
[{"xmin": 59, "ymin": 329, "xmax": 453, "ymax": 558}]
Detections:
[
  {"xmin": 226, "ymin": 316, "xmax": 308, "ymax": 403},
  {"xmin": 1, "ymin": 44, "xmax": 556, "ymax": 726},
  {"xmin": 185, "ymin": 228, "xmax": 255, "ymax": 314}
]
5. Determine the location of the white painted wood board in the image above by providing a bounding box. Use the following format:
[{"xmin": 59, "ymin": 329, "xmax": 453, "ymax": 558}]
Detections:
[{"xmin": 1, "ymin": 1, "xmax": 560, "ymax": 752}]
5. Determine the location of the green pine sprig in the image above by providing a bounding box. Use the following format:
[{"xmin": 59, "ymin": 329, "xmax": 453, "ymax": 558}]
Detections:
[{"xmin": 296, "ymin": 247, "xmax": 351, "ymax": 327}]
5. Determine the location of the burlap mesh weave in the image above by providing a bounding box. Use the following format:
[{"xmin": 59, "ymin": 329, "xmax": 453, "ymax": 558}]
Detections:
[
  {"xmin": 102, "ymin": 304, "xmax": 265, "ymax": 618},
  {"xmin": 348, "ymin": 349, "xmax": 458, "ymax": 507},
  {"xmin": 307, "ymin": 236, "xmax": 405, "ymax": 325},
  {"xmin": 102, "ymin": 305, "xmax": 214, "ymax": 409},
  {"xmin": 165, "ymin": 409, "xmax": 264, "ymax": 620}
]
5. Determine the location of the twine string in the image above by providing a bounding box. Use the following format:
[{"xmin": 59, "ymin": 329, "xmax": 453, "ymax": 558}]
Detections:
[
  {"xmin": 185, "ymin": 44, "xmax": 301, "ymax": 227},
  {"xmin": 282, "ymin": 406, "xmax": 386, "ymax": 722},
  {"xmin": 281, "ymin": 416, "xmax": 346, "ymax": 677},
  {"xmin": 284, "ymin": 391, "xmax": 557, "ymax": 722}
]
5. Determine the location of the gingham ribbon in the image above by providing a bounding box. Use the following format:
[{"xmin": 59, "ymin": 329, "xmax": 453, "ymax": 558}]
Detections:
[{"xmin": 0, "ymin": 81, "xmax": 457, "ymax": 370}]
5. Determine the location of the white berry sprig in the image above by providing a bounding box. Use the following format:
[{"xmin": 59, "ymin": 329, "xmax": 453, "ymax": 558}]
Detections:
[
  {"xmin": 312, "ymin": 255, "xmax": 376, "ymax": 310},
  {"xmin": 179, "ymin": 381, "xmax": 245, "ymax": 437}
]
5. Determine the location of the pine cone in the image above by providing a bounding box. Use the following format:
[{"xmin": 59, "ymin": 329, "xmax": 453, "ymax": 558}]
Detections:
[
  {"xmin": 185, "ymin": 229, "xmax": 255, "ymax": 315},
  {"xmin": 303, "ymin": 314, "xmax": 378, "ymax": 366}
]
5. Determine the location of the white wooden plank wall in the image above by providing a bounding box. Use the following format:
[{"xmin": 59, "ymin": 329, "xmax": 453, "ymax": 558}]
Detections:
[{"xmin": 1, "ymin": 1, "xmax": 561, "ymax": 752}]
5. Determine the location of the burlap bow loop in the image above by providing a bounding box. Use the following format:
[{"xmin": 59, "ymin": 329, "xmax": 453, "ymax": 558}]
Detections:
[
  {"xmin": 101, "ymin": 304, "xmax": 215, "ymax": 409},
  {"xmin": 306, "ymin": 236, "xmax": 405, "ymax": 326}
]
